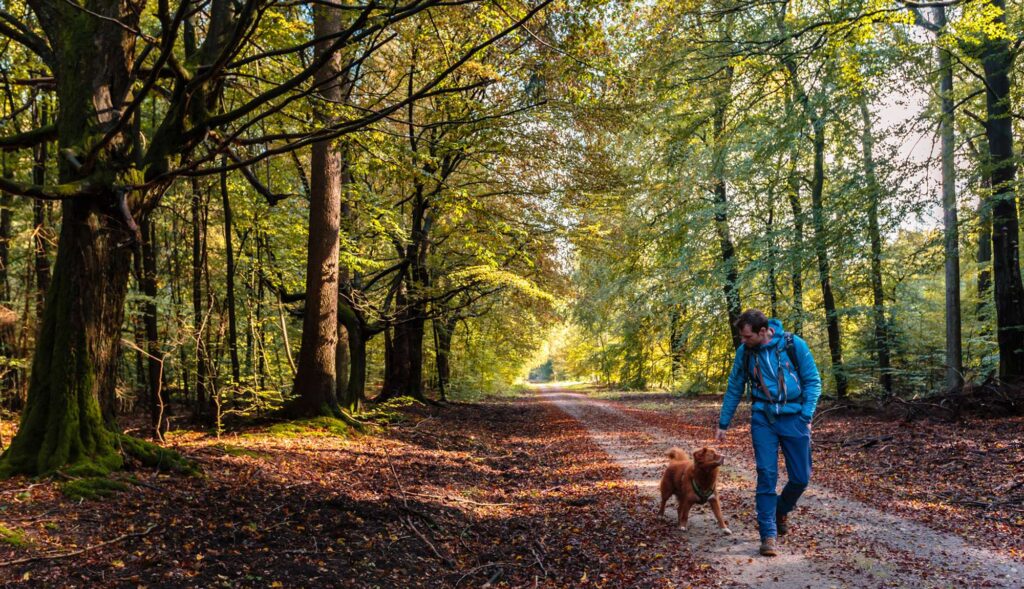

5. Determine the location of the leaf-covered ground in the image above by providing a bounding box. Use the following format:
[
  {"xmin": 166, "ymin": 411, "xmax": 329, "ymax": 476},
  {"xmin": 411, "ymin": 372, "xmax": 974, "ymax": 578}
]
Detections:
[
  {"xmin": 0, "ymin": 398, "xmax": 716, "ymax": 588},
  {"xmin": 2, "ymin": 386, "xmax": 1022, "ymax": 588}
]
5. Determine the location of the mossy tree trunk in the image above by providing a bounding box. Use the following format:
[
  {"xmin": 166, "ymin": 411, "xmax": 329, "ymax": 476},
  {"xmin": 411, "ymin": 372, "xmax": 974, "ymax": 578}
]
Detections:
[
  {"xmin": 0, "ymin": 0, "xmax": 142, "ymax": 476},
  {"xmin": 1, "ymin": 199, "xmax": 135, "ymax": 476}
]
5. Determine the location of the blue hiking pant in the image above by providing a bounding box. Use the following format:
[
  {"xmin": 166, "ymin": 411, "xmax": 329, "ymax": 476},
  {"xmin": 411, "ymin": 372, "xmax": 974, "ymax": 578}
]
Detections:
[{"xmin": 750, "ymin": 411, "xmax": 812, "ymax": 540}]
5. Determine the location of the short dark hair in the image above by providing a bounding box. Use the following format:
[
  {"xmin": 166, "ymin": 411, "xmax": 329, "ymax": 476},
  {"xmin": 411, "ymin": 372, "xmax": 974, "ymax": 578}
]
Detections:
[{"xmin": 734, "ymin": 309, "xmax": 769, "ymax": 332}]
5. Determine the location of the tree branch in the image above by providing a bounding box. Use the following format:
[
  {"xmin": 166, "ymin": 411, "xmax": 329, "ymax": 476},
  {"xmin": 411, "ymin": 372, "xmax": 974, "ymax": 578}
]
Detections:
[{"xmin": 0, "ymin": 124, "xmax": 56, "ymax": 151}]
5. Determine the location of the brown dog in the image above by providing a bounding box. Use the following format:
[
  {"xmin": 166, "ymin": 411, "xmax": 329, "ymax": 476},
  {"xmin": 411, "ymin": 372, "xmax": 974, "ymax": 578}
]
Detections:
[{"xmin": 658, "ymin": 446, "xmax": 731, "ymax": 534}]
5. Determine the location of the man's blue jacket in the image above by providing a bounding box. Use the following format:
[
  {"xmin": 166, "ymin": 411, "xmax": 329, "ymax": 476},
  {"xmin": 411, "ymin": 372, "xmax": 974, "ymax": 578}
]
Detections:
[{"xmin": 718, "ymin": 319, "xmax": 822, "ymax": 430}]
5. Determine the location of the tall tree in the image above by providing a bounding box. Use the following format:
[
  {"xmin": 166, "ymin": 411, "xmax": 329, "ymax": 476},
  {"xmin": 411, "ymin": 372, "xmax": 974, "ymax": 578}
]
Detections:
[
  {"xmin": 978, "ymin": 0, "xmax": 1024, "ymax": 380},
  {"xmin": 777, "ymin": 2, "xmax": 847, "ymax": 398},
  {"xmin": 859, "ymin": 98, "xmax": 894, "ymax": 396}
]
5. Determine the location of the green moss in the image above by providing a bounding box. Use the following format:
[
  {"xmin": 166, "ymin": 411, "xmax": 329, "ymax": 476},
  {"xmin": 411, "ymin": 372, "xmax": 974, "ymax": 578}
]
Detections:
[
  {"xmin": 115, "ymin": 434, "xmax": 199, "ymax": 475},
  {"xmin": 59, "ymin": 476, "xmax": 128, "ymax": 500},
  {"xmin": 263, "ymin": 416, "xmax": 352, "ymax": 438},
  {"xmin": 361, "ymin": 396, "xmax": 422, "ymax": 424},
  {"xmin": 215, "ymin": 444, "xmax": 269, "ymax": 459},
  {"xmin": 0, "ymin": 525, "xmax": 31, "ymax": 548}
]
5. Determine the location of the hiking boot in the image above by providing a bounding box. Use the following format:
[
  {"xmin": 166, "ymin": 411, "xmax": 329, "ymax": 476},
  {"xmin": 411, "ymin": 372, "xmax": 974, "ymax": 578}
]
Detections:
[
  {"xmin": 777, "ymin": 510, "xmax": 789, "ymax": 536},
  {"xmin": 759, "ymin": 537, "xmax": 778, "ymax": 557}
]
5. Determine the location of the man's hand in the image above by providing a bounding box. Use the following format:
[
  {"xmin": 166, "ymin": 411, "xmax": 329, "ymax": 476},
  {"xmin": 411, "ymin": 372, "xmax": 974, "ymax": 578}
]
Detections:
[{"xmin": 715, "ymin": 428, "xmax": 727, "ymax": 443}]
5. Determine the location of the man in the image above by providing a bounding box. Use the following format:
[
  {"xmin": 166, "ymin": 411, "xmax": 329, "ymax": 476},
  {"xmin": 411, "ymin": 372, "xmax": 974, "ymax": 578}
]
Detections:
[{"xmin": 715, "ymin": 309, "xmax": 821, "ymax": 557}]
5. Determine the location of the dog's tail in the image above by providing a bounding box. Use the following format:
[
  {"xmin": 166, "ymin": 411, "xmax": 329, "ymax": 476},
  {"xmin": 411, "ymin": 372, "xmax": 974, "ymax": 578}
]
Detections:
[{"xmin": 666, "ymin": 447, "xmax": 688, "ymax": 462}]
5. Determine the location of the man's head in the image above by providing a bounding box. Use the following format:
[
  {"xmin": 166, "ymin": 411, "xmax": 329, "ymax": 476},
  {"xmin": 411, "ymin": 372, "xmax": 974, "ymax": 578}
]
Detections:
[{"xmin": 735, "ymin": 309, "xmax": 773, "ymax": 348}]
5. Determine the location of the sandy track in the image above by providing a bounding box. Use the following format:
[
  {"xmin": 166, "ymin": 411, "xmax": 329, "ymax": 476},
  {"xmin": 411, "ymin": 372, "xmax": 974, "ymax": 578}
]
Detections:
[{"xmin": 539, "ymin": 388, "xmax": 1023, "ymax": 589}]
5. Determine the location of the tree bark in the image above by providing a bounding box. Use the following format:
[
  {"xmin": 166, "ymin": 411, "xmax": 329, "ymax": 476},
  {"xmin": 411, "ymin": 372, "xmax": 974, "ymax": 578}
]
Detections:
[
  {"xmin": 191, "ymin": 178, "xmax": 212, "ymax": 420},
  {"xmin": 784, "ymin": 94, "xmax": 805, "ymax": 335},
  {"xmin": 433, "ymin": 314, "xmax": 457, "ymax": 401},
  {"xmin": 31, "ymin": 99, "xmax": 51, "ymax": 317},
  {"xmin": 977, "ymin": 193, "xmax": 992, "ymax": 323},
  {"xmin": 981, "ymin": 0, "xmax": 1024, "ymax": 381},
  {"xmin": 140, "ymin": 218, "xmax": 166, "ymax": 437},
  {"xmin": 934, "ymin": 16, "xmax": 963, "ymax": 390},
  {"xmin": 337, "ymin": 298, "xmax": 364, "ymax": 411},
  {"xmin": 220, "ymin": 162, "xmax": 240, "ymax": 383},
  {"xmin": 287, "ymin": 1, "xmax": 347, "ymax": 417},
  {"xmin": 0, "ymin": 162, "xmax": 11, "ymax": 304},
  {"xmin": 0, "ymin": 199, "xmax": 134, "ymax": 476},
  {"xmin": 859, "ymin": 98, "xmax": 894, "ymax": 396},
  {"xmin": 808, "ymin": 116, "xmax": 848, "ymax": 399}
]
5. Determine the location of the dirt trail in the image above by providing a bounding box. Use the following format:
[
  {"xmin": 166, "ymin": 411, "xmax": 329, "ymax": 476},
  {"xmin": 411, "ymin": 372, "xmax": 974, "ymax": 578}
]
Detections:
[{"xmin": 539, "ymin": 387, "xmax": 1024, "ymax": 589}]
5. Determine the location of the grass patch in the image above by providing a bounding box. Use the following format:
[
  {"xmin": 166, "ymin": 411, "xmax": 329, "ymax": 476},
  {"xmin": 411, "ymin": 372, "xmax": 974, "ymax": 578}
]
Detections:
[
  {"xmin": 59, "ymin": 476, "xmax": 129, "ymax": 500},
  {"xmin": 264, "ymin": 416, "xmax": 352, "ymax": 438},
  {"xmin": 215, "ymin": 444, "xmax": 270, "ymax": 459},
  {"xmin": 0, "ymin": 525, "xmax": 30, "ymax": 548}
]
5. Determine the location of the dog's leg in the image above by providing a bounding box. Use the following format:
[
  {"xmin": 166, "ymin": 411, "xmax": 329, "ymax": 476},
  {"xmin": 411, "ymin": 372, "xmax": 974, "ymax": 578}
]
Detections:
[
  {"xmin": 678, "ymin": 500, "xmax": 693, "ymax": 531},
  {"xmin": 709, "ymin": 496, "xmax": 732, "ymax": 535},
  {"xmin": 658, "ymin": 489, "xmax": 669, "ymax": 517}
]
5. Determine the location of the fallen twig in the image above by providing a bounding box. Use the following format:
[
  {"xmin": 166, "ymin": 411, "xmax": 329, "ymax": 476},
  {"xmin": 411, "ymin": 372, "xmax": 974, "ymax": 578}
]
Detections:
[
  {"xmin": 403, "ymin": 515, "xmax": 454, "ymax": 568},
  {"xmin": 405, "ymin": 491, "xmax": 514, "ymax": 507},
  {"xmin": 0, "ymin": 524, "xmax": 158, "ymax": 567}
]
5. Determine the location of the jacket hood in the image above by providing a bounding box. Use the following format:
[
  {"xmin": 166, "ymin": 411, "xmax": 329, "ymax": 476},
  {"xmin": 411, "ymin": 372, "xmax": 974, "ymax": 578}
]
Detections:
[
  {"xmin": 748, "ymin": 318, "xmax": 786, "ymax": 349},
  {"xmin": 767, "ymin": 318, "xmax": 786, "ymax": 344}
]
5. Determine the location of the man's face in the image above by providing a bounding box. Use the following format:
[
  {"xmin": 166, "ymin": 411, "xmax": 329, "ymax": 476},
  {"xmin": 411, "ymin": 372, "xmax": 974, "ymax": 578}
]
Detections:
[{"xmin": 739, "ymin": 324, "xmax": 772, "ymax": 348}]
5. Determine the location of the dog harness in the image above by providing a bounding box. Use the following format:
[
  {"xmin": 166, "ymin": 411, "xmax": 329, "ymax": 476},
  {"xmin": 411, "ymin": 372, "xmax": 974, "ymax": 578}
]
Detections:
[{"xmin": 691, "ymin": 479, "xmax": 715, "ymax": 504}]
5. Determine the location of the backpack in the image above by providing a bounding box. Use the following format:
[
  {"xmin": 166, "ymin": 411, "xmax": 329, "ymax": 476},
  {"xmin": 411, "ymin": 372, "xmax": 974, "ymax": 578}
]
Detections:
[{"xmin": 742, "ymin": 332, "xmax": 802, "ymax": 403}]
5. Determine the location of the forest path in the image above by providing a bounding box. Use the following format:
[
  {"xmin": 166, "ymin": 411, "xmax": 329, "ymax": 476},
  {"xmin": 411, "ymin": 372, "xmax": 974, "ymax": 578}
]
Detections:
[{"xmin": 538, "ymin": 386, "xmax": 1023, "ymax": 589}]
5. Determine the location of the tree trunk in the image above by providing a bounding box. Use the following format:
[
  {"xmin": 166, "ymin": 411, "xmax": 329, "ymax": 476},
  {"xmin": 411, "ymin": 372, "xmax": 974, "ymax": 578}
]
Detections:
[
  {"xmin": 977, "ymin": 193, "xmax": 992, "ymax": 323},
  {"xmin": 31, "ymin": 98, "xmax": 51, "ymax": 317},
  {"xmin": 141, "ymin": 218, "xmax": 167, "ymax": 437},
  {"xmin": 926, "ymin": 7, "xmax": 963, "ymax": 391},
  {"xmin": 782, "ymin": 95, "xmax": 806, "ymax": 335},
  {"xmin": 859, "ymin": 99, "xmax": 894, "ymax": 396},
  {"xmin": 0, "ymin": 158, "xmax": 12, "ymax": 303},
  {"xmin": 191, "ymin": 178, "xmax": 212, "ymax": 419},
  {"xmin": 981, "ymin": 0, "xmax": 1024, "ymax": 381},
  {"xmin": 711, "ymin": 65, "xmax": 741, "ymax": 348},
  {"xmin": 287, "ymin": 0, "xmax": 347, "ymax": 417},
  {"xmin": 433, "ymin": 315, "xmax": 456, "ymax": 401},
  {"xmin": 669, "ymin": 307, "xmax": 683, "ymax": 384},
  {"xmin": 338, "ymin": 298, "xmax": 364, "ymax": 412},
  {"xmin": 220, "ymin": 163, "xmax": 241, "ymax": 384},
  {"xmin": 380, "ymin": 301, "xmax": 427, "ymax": 401},
  {"xmin": 808, "ymin": 117, "xmax": 848, "ymax": 399},
  {"xmin": 0, "ymin": 199, "xmax": 134, "ymax": 476},
  {"xmin": 767, "ymin": 199, "xmax": 779, "ymax": 318}
]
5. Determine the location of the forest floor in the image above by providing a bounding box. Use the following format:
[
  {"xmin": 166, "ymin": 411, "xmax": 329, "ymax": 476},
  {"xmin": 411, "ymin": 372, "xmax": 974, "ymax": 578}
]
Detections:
[{"xmin": 0, "ymin": 385, "xmax": 1021, "ymax": 588}]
